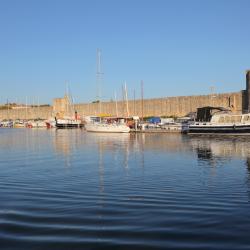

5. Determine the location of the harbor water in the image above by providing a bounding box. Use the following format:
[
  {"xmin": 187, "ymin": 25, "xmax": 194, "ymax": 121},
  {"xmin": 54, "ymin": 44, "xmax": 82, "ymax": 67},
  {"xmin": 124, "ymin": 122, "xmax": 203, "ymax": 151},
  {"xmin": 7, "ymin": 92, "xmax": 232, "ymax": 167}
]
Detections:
[{"xmin": 1, "ymin": 129, "xmax": 250, "ymax": 249}]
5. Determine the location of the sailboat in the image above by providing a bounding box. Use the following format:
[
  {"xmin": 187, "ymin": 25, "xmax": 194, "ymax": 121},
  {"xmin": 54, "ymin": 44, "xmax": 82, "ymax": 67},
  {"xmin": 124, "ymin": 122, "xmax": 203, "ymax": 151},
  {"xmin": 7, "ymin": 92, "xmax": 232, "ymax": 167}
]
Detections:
[
  {"xmin": 85, "ymin": 117, "xmax": 130, "ymax": 133},
  {"xmin": 85, "ymin": 84, "xmax": 130, "ymax": 133}
]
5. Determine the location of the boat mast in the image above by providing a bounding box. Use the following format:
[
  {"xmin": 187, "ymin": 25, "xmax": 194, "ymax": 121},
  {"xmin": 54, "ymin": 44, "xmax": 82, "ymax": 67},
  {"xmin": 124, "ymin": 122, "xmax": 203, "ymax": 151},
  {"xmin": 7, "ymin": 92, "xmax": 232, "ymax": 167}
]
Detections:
[
  {"xmin": 141, "ymin": 80, "xmax": 144, "ymax": 121},
  {"xmin": 124, "ymin": 82, "xmax": 129, "ymax": 117},
  {"xmin": 37, "ymin": 97, "xmax": 40, "ymax": 119},
  {"xmin": 7, "ymin": 98, "xmax": 9, "ymax": 120},
  {"xmin": 114, "ymin": 91, "xmax": 118, "ymax": 117},
  {"xmin": 96, "ymin": 48, "xmax": 103, "ymax": 115},
  {"xmin": 25, "ymin": 96, "xmax": 27, "ymax": 120},
  {"xmin": 65, "ymin": 82, "xmax": 69, "ymax": 117}
]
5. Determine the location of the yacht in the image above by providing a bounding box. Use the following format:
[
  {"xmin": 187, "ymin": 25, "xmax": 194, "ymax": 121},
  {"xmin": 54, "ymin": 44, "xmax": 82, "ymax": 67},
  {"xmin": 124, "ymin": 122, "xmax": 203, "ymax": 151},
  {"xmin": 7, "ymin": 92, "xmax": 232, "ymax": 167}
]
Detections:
[{"xmin": 188, "ymin": 106, "xmax": 250, "ymax": 134}]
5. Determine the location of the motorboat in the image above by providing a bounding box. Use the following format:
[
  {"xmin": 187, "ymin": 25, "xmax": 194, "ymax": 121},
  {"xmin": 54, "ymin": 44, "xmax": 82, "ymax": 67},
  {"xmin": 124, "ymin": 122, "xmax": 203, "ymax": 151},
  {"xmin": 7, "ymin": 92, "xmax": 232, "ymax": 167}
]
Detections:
[
  {"xmin": 0, "ymin": 120, "xmax": 13, "ymax": 128},
  {"xmin": 27, "ymin": 119, "xmax": 47, "ymax": 128},
  {"xmin": 188, "ymin": 106, "xmax": 250, "ymax": 134},
  {"xmin": 55, "ymin": 117, "xmax": 82, "ymax": 129},
  {"xmin": 13, "ymin": 120, "xmax": 26, "ymax": 128}
]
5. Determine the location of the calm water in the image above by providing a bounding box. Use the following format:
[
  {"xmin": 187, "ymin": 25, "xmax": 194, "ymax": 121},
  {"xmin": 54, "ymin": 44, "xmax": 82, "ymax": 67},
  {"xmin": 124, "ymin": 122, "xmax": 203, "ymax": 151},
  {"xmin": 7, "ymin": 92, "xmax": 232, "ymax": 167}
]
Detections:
[{"xmin": 1, "ymin": 129, "xmax": 250, "ymax": 250}]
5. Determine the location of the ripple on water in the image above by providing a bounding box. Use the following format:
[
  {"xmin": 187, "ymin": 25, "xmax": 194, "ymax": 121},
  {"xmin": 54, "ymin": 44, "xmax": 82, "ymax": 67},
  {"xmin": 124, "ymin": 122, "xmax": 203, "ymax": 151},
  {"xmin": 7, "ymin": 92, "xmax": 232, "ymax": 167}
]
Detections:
[{"xmin": 1, "ymin": 130, "xmax": 250, "ymax": 249}]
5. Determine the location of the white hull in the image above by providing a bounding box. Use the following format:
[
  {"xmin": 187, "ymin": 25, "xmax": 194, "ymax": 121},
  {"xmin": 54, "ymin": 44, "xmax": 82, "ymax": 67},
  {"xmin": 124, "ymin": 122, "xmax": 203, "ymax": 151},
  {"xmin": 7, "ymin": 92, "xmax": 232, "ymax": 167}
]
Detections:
[
  {"xmin": 55, "ymin": 119, "xmax": 82, "ymax": 128},
  {"xmin": 85, "ymin": 123, "xmax": 130, "ymax": 133},
  {"xmin": 28, "ymin": 121, "xmax": 47, "ymax": 128}
]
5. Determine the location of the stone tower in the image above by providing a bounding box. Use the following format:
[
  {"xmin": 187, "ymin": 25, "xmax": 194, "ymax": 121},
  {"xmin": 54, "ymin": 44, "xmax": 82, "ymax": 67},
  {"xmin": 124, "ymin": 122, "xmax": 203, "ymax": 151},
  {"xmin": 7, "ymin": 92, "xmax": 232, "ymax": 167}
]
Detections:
[{"xmin": 246, "ymin": 70, "xmax": 250, "ymax": 112}]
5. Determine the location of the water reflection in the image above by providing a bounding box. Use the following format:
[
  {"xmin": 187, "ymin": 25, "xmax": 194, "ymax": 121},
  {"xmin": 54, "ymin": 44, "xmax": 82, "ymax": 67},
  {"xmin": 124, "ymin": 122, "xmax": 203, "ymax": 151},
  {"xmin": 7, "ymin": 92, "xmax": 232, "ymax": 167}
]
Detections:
[
  {"xmin": 51, "ymin": 131, "xmax": 250, "ymax": 167},
  {"xmin": 245, "ymin": 158, "xmax": 250, "ymax": 195},
  {"xmin": 0, "ymin": 129, "xmax": 250, "ymax": 169},
  {"xmin": 2, "ymin": 130, "xmax": 250, "ymax": 249},
  {"xmin": 189, "ymin": 136, "xmax": 250, "ymax": 166}
]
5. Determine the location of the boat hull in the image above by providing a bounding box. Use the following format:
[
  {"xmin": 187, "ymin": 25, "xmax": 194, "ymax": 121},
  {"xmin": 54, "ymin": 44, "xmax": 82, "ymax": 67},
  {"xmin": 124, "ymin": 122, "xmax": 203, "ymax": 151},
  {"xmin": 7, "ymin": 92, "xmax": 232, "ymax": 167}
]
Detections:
[
  {"xmin": 55, "ymin": 119, "xmax": 82, "ymax": 129},
  {"xmin": 188, "ymin": 124, "xmax": 250, "ymax": 134},
  {"xmin": 85, "ymin": 123, "xmax": 130, "ymax": 133},
  {"xmin": 56, "ymin": 123, "xmax": 82, "ymax": 129}
]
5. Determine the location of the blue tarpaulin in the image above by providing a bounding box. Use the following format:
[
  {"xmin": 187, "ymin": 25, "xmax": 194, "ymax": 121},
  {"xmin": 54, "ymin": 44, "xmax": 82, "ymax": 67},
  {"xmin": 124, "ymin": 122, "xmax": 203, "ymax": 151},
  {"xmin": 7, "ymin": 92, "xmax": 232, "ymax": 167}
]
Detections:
[{"xmin": 147, "ymin": 117, "xmax": 161, "ymax": 124}]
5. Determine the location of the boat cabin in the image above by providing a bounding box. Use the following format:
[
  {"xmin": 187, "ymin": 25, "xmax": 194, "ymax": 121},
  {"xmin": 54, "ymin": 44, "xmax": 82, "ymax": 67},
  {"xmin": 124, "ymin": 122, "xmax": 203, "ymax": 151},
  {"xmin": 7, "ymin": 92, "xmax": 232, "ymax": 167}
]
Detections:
[
  {"xmin": 196, "ymin": 106, "xmax": 231, "ymax": 122},
  {"xmin": 195, "ymin": 106, "xmax": 250, "ymax": 124}
]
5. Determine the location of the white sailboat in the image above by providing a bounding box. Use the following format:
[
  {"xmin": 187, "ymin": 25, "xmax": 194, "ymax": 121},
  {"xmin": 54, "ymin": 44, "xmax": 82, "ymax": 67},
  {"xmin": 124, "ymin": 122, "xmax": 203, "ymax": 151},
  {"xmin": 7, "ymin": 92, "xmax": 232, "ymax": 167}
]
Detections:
[{"xmin": 85, "ymin": 119, "xmax": 130, "ymax": 133}]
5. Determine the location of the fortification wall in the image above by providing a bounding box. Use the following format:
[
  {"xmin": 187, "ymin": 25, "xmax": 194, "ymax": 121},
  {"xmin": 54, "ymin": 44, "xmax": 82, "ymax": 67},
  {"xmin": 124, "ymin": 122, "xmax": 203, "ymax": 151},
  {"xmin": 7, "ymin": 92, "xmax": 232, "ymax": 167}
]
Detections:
[
  {"xmin": 74, "ymin": 91, "xmax": 243, "ymax": 118},
  {"xmin": 0, "ymin": 91, "xmax": 244, "ymax": 120},
  {"xmin": 0, "ymin": 106, "xmax": 53, "ymax": 120}
]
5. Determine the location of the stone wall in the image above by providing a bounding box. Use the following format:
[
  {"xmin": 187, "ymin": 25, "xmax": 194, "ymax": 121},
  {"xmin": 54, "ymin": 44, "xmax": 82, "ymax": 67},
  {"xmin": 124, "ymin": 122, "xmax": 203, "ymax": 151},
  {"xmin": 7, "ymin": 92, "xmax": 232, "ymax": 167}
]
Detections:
[
  {"xmin": 74, "ymin": 91, "xmax": 243, "ymax": 118},
  {"xmin": 0, "ymin": 106, "xmax": 53, "ymax": 120},
  {"xmin": 0, "ymin": 91, "xmax": 244, "ymax": 120}
]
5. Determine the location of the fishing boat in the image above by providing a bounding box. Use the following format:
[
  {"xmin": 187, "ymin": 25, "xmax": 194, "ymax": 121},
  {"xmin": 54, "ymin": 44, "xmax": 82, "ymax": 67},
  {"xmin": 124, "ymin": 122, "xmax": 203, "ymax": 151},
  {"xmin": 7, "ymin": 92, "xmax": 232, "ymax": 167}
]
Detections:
[{"xmin": 188, "ymin": 106, "xmax": 250, "ymax": 134}]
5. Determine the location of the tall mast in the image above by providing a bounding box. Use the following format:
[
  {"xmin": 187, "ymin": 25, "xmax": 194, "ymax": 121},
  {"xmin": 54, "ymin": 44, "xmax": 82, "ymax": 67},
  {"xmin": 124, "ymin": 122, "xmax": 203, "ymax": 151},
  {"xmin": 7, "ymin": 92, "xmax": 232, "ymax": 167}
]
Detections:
[
  {"xmin": 96, "ymin": 48, "xmax": 103, "ymax": 114},
  {"xmin": 124, "ymin": 82, "xmax": 129, "ymax": 117},
  {"xmin": 114, "ymin": 91, "xmax": 118, "ymax": 117},
  {"xmin": 141, "ymin": 80, "xmax": 144, "ymax": 120},
  {"xmin": 25, "ymin": 96, "xmax": 28, "ymax": 120},
  {"xmin": 65, "ymin": 81, "xmax": 69, "ymax": 116},
  {"xmin": 7, "ymin": 98, "xmax": 9, "ymax": 120},
  {"xmin": 133, "ymin": 89, "xmax": 136, "ymax": 115},
  {"xmin": 37, "ymin": 97, "xmax": 40, "ymax": 119}
]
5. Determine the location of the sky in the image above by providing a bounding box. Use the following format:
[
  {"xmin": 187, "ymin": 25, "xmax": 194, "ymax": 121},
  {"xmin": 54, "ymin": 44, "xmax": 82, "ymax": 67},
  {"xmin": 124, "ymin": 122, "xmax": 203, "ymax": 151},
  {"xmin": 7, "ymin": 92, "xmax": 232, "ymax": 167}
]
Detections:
[{"xmin": 0, "ymin": 0, "xmax": 249, "ymax": 104}]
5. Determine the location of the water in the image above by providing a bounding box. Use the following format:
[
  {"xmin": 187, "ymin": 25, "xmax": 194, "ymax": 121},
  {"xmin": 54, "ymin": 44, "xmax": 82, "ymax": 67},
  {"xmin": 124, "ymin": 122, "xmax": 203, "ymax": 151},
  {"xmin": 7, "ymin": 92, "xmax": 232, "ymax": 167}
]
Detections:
[{"xmin": 1, "ymin": 129, "xmax": 250, "ymax": 250}]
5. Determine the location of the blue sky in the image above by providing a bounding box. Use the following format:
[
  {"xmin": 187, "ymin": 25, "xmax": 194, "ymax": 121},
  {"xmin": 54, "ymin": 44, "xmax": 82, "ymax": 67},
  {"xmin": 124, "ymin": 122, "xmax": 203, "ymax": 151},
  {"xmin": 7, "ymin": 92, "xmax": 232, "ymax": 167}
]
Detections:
[{"xmin": 0, "ymin": 0, "xmax": 249, "ymax": 104}]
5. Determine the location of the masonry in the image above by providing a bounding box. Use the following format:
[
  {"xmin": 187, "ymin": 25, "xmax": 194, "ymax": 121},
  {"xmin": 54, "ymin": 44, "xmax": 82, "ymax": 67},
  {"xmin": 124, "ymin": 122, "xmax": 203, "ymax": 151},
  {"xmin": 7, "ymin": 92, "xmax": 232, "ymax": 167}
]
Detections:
[
  {"xmin": 0, "ymin": 71, "xmax": 249, "ymax": 120},
  {"xmin": 0, "ymin": 106, "xmax": 53, "ymax": 120},
  {"xmin": 0, "ymin": 91, "xmax": 244, "ymax": 120}
]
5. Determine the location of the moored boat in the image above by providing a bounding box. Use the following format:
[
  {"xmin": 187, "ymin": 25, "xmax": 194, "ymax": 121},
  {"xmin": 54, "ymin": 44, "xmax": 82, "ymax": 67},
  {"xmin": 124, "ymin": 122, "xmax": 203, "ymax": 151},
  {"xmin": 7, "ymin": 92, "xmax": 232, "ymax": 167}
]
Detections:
[
  {"xmin": 85, "ymin": 116, "xmax": 130, "ymax": 133},
  {"xmin": 188, "ymin": 106, "xmax": 250, "ymax": 134},
  {"xmin": 13, "ymin": 120, "xmax": 26, "ymax": 128},
  {"xmin": 0, "ymin": 120, "xmax": 13, "ymax": 128},
  {"xmin": 45, "ymin": 119, "xmax": 56, "ymax": 128},
  {"xmin": 85, "ymin": 122, "xmax": 130, "ymax": 133},
  {"xmin": 27, "ymin": 119, "xmax": 47, "ymax": 128},
  {"xmin": 55, "ymin": 117, "xmax": 82, "ymax": 129}
]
